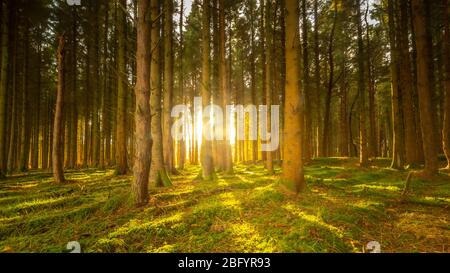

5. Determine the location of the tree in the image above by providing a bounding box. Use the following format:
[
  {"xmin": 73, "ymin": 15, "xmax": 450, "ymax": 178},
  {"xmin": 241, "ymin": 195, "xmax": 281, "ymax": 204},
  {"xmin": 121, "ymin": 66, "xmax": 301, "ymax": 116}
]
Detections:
[
  {"xmin": 200, "ymin": 0, "xmax": 214, "ymax": 180},
  {"xmin": 356, "ymin": 0, "xmax": 368, "ymax": 166},
  {"xmin": 282, "ymin": 0, "xmax": 305, "ymax": 193},
  {"xmin": 150, "ymin": 0, "xmax": 172, "ymax": 187},
  {"xmin": 442, "ymin": 0, "xmax": 450, "ymax": 169},
  {"xmin": 53, "ymin": 35, "xmax": 66, "ymax": 184},
  {"xmin": 264, "ymin": 0, "xmax": 274, "ymax": 173},
  {"xmin": 302, "ymin": 0, "xmax": 312, "ymax": 163},
  {"xmin": 397, "ymin": 0, "xmax": 418, "ymax": 166},
  {"xmin": 387, "ymin": 0, "xmax": 405, "ymax": 169},
  {"xmin": 321, "ymin": 0, "xmax": 337, "ymax": 158},
  {"xmin": 0, "ymin": 0, "xmax": 9, "ymax": 178},
  {"xmin": 219, "ymin": 0, "xmax": 233, "ymax": 173},
  {"xmin": 411, "ymin": 0, "xmax": 439, "ymax": 176},
  {"xmin": 116, "ymin": 0, "xmax": 128, "ymax": 175},
  {"xmin": 133, "ymin": 0, "xmax": 152, "ymax": 207},
  {"xmin": 163, "ymin": 0, "xmax": 175, "ymax": 174}
]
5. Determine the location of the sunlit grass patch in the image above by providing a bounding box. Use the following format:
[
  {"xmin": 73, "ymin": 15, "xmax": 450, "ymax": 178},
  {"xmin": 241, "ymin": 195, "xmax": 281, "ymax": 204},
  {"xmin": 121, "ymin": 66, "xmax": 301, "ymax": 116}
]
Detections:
[{"xmin": 0, "ymin": 159, "xmax": 448, "ymax": 253}]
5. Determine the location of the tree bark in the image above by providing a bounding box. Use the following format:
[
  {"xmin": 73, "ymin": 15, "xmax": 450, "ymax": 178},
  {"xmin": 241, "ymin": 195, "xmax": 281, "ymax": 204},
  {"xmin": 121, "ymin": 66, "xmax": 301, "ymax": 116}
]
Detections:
[
  {"xmin": 356, "ymin": 0, "xmax": 368, "ymax": 166},
  {"xmin": 200, "ymin": 0, "xmax": 214, "ymax": 180},
  {"xmin": 53, "ymin": 35, "xmax": 66, "ymax": 183},
  {"xmin": 411, "ymin": 0, "xmax": 439, "ymax": 176},
  {"xmin": 150, "ymin": 0, "xmax": 172, "ymax": 187},
  {"xmin": 116, "ymin": 0, "xmax": 128, "ymax": 174},
  {"xmin": 0, "ymin": 1, "xmax": 9, "ymax": 177},
  {"xmin": 133, "ymin": 0, "xmax": 151, "ymax": 207},
  {"xmin": 282, "ymin": 0, "xmax": 305, "ymax": 193},
  {"xmin": 388, "ymin": 0, "xmax": 405, "ymax": 169},
  {"xmin": 163, "ymin": 0, "xmax": 175, "ymax": 174},
  {"xmin": 442, "ymin": 0, "xmax": 450, "ymax": 169}
]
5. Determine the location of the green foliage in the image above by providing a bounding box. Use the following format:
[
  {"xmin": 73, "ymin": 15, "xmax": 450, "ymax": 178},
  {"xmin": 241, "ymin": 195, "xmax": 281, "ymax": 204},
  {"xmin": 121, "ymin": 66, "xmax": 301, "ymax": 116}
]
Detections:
[{"xmin": 0, "ymin": 159, "xmax": 448, "ymax": 253}]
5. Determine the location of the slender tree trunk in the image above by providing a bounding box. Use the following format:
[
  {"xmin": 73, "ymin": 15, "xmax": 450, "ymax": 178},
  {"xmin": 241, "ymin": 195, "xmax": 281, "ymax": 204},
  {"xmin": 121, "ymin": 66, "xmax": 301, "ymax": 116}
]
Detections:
[
  {"xmin": 150, "ymin": 0, "xmax": 172, "ymax": 187},
  {"xmin": 0, "ymin": 1, "xmax": 9, "ymax": 177},
  {"xmin": 388, "ymin": 0, "xmax": 405, "ymax": 169},
  {"xmin": 365, "ymin": 2, "xmax": 377, "ymax": 158},
  {"xmin": 442, "ymin": 0, "xmax": 450, "ymax": 169},
  {"xmin": 178, "ymin": 0, "xmax": 186, "ymax": 170},
  {"xmin": 133, "ymin": 0, "xmax": 151, "ymax": 207},
  {"xmin": 313, "ymin": 0, "xmax": 321, "ymax": 158},
  {"xmin": 7, "ymin": 19, "xmax": 18, "ymax": 173},
  {"xmin": 264, "ymin": 0, "xmax": 274, "ymax": 173},
  {"xmin": 218, "ymin": 0, "xmax": 233, "ymax": 173},
  {"xmin": 163, "ymin": 0, "xmax": 175, "ymax": 174},
  {"xmin": 411, "ymin": 0, "xmax": 439, "ymax": 176},
  {"xmin": 116, "ymin": 0, "xmax": 128, "ymax": 174},
  {"xmin": 356, "ymin": 0, "xmax": 368, "ymax": 166},
  {"xmin": 322, "ymin": 2, "xmax": 337, "ymax": 157},
  {"xmin": 53, "ymin": 36, "xmax": 66, "ymax": 184},
  {"xmin": 200, "ymin": 0, "xmax": 214, "ymax": 180},
  {"xmin": 283, "ymin": 0, "xmax": 305, "ymax": 193},
  {"xmin": 397, "ymin": 0, "xmax": 418, "ymax": 166},
  {"xmin": 302, "ymin": 0, "xmax": 312, "ymax": 163},
  {"xmin": 19, "ymin": 23, "xmax": 30, "ymax": 171}
]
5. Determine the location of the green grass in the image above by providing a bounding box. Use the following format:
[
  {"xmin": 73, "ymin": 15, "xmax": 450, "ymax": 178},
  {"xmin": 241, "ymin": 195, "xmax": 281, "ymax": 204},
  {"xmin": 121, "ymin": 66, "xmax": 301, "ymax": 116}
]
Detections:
[{"xmin": 0, "ymin": 158, "xmax": 449, "ymax": 253}]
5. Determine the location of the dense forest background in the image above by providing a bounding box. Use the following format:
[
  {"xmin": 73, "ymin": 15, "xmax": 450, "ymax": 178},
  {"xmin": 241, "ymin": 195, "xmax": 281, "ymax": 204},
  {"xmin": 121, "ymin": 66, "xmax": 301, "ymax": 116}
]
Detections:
[{"xmin": 0, "ymin": 0, "xmax": 449, "ymax": 253}]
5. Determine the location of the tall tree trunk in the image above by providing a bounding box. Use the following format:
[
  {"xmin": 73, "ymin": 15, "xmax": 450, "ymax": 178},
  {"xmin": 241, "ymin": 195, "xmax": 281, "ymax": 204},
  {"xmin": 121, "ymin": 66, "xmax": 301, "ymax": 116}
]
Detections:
[
  {"xmin": 356, "ymin": 0, "xmax": 368, "ymax": 166},
  {"xmin": 321, "ymin": 2, "xmax": 337, "ymax": 157},
  {"xmin": 365, "ymin": 2, "xmax": 377, "ymax": 158},
  {"xmin": 219, "ymin": 0, "xmax": 233, "ymax": 173},
  {"xmin": 53, "ymin": 36, "xmax": 66, "ymax": 184},
  {"xmin": 313, "ymin": 0, "xmax": 321, "ymax": 158},
  {"xmin": 7, "ymin": 17, "xmax": 18, "ymax": 173},
  {"xmin": 133, "ymin": 0, "xmax": 151, "ymax": 207},
  {"xmin": 443, "ymin": 0, "xmax": 450, "ymax": 169},
  {"xmin": 116, "ymin": 0, "xmax": 128, "ymax": 174},
  {"xmin": 200, "ymin": 0, "xmax": 214, "ymax": 180},
  {"xmin": 150, "ymin": 0, "xmax": 172, "ymax": 187},
  {"xmin": 283, "ymin": 0, "xmax": 305, "ymax": 193},
  {"xmin": 411, "ymin": 0, "xmax": 439, "ymax": 176},
  {"xmin": 264, "ymin": 0, "xmax": 274, "ymax": 173},
  {"xmin": 19, "ymin": 23, "xmax": 30, "ymax": 171},
  {"xmin": 397, "ymin": 0, "xmax": 418, "ymax": 166},
  {"xmin": 249, "ymin": 0, "xmax": 258, "ymax": 163},
  {"xmin": 388, "ymin": 0, "xmax": 405, "ymax": 169},
  {"xmin": 302, "ymin": 0, "xmax": 312, "ymax": 163},
  {"xmin": 163, "ymin": 0, "xmax": 175, "ymax": 174},
  {"xmin": 178, "ymin": 0, "xmax": 186, "ymax": 170},
  {"xmin": 0, "ymin": 1, "xmax": 9, "ymax": 177}
]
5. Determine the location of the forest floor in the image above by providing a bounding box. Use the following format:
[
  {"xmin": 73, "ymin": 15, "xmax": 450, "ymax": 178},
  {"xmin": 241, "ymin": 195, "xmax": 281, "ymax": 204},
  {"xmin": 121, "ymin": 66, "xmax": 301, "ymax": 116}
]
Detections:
[{"xmin": 0, "ymin": 158, "xmax": 449, "ymax": 253}]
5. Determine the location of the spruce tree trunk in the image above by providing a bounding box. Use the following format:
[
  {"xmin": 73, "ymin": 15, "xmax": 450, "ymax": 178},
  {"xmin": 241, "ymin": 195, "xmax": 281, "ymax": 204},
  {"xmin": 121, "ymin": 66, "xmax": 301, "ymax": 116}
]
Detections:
[
  {"xmin": 397, "ymin": 0, "xmax": 418, "ymax": 166},
  {"xmin": 282, "ymin": 0, "xmax": 305, "ymax": 193},
  {"xmin": 178, "ymin": 0, "xmax": 186, "ymax": 170},
  {"xmin": 411, "ymin": 0, "xmax": 439, "ymax": 176},
  {"xmin": 53, "ymin": 36, "xmax": 66, "ymax": 184},
  {"xmin": 219, "ymin": 0, "xmax": 233, "ymax": 174},
  {"xmin": 356, "ymin": 0, "xmax": 368, "ymax": 166},
  {"xmin": 163, "ymin": 0, "xmax": 175, "ymax": 174},
  {"xmin": 200, "ymin": 0, "xmax": 214, "ymax": 180},
  {"xmin": 0, "ymin": 1, "xmax": 9, "ymax": 177},
  {"xmin": 116, "ymin": 0, "xmax": 128, "ymax": 174},
  {"xmin": 150, "ymin": 0, "xmax": 172, "ymax": 187},
  {"xmin": 387, "ymin": 0, "xmax": 405, "ymax": 169},
  {"xmin": 264, "ymin": 0, "xmax": 274, "ymax": 173},
  {"xmin": 302, "ymin": 0, "xmax": 312, "ymax": 163},
  {"xmin": 133, "ymin": 0, "xmax": 151, "ymax": 207},
  {"xmin": 442, "ymin": 0, "xmax": 450, "ymax": 169}
]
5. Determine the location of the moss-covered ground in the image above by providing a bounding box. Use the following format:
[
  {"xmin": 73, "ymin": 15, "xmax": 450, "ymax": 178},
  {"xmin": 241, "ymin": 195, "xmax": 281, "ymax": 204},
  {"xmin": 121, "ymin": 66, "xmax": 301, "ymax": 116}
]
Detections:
[{"xmin": 0, "ymin": 158, "xmax": 448, "ymax": 253}]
